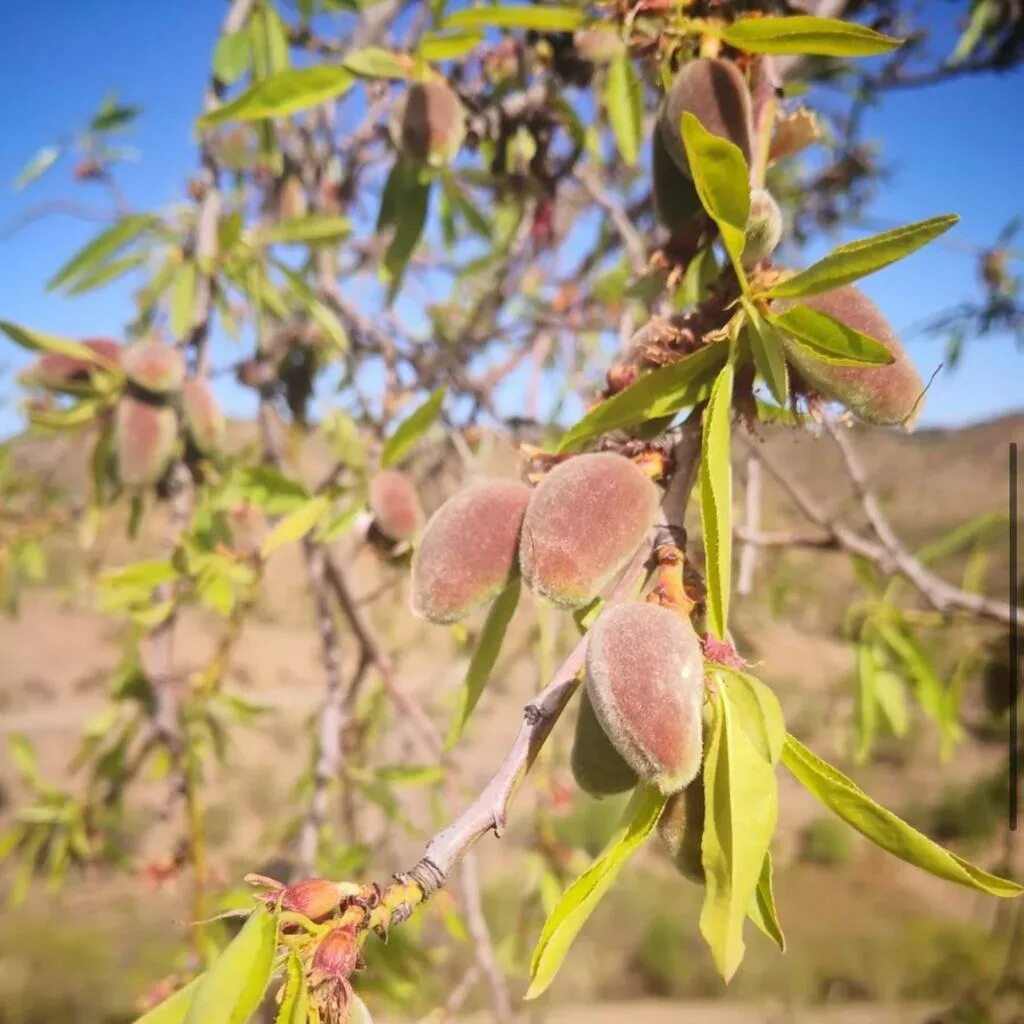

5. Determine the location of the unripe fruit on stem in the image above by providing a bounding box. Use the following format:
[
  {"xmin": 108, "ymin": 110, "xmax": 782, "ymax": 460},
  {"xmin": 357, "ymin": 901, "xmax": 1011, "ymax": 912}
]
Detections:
[
  {"xmin": 411, "ymin": 480, "xmax": 530, "ymax": 623},
  {"xmin": 390, "ymin": 81, "xmax": 465, "ymax": 167},
  {"xmin": 585, "ymin": 602, "xmax": 704, "ymax": 795},
  {"xmin": 115, "ymin": 397, "xmax": 177, "ymax": 489},
  {"xmin": 31, "ymin": 338, "xmax": 121, "ymax": 393},
  {"xmin": 652, "ymin": 128, "xmax": 701, "ymax": 232},
  {"xmin": 742, "ymin": 189, "xmax": 783, "ymax": 268},
  {"xmin": 369, "ymin": 469, "xmax": 423, "ymax": 543},
  {"xmin": 181, "ymin": 378, "xmax": 225, "ymax": 455},
  {"xmin": 123, "ymin": 340, "xmax": 185, "ymax": 395},
  {"xmin": 780, "ymin": 284, "xmax": 925, "ymax": 427},
  {"xmin": 520, "ymin": 453, "xmax": 659, "ymax": 609},
  {"xmin": 658, "ymin": 58, "xmax": 753, "ymax": 178},
  {"xmin": 571, "ymin": 688, "xmax": 638, "ymax": 797},
  {"xmin": 658, "ymin": 780, "xmax": 705, "ymax": 884},
  {"xmin": 272, "ymin": 878, "xmax": 350, "ymax": 921}
]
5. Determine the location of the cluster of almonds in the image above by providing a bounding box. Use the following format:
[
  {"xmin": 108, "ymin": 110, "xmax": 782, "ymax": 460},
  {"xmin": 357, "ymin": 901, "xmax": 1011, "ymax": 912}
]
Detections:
[
  {"xmin": 651, "ymin": 57, "xmax": 924, "ymax": 428},
  {"xmin": 22, "ymin": 338, "xmax": 225, "ymax": 489}
]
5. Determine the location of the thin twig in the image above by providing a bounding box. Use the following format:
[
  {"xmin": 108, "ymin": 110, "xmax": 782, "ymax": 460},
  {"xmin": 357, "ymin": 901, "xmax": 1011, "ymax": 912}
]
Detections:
[{"xmin": 458, "ymin": 851, "xmax": 512, "ymax": 1024}]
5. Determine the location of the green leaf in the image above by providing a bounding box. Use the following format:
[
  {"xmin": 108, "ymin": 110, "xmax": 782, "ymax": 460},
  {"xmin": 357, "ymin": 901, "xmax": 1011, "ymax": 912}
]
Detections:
[
  {"xmin": 258, "ymin": 215, "xmax": 351, "ymax": 245},
  {"xmin": 742, "ymin": 301, "xmax": 788, "ymax": 406},
  {"xmin": 874, "ymin": 668, "xmax": 909, "ymax": 738},
  {"xmin": 446, "ymin": 577, "xmax": 520, "ymax": 748},
  {"xmin": 526, "ymin": 784, "xmax": 667, "ymax": 999},
  {"xmin": 233, "ymin": 465, "xmax": 310, "ymax": 514},
  {"xmin": 381, "ymin": 387, "xmax": 445, "ymax": 468},
  {"xmin": 700, "ymin": 364, "xmax": 735, "ymax": 641},
  {"xmin": 198, "ymin": 66, "xmax": 356, "ymax": 126},
  {"xmin": 100, "ymin": 559, "xmax": 180, "ymax": 592},
  {"xmin": 275, "ymin": 263, "xmax": 349, "ymax": 351},
  {"xmin": 557, "ymin": 343, "xmax": 727, "ymax": 452},
  {"xmin": 344, "ymin": 47, "xmax": 411, "ymax": 79},
  {"xmin": 719, "ymin": 668, "xmax": 784, "ymax": 765},
  {"xmin": 442, "ymin": 5, "xmax": 586, "ymax": 32},
  {"xmin": 66, "ymin": 252, "xmax": 148, "ymax": 295},
  {"xmin": 184, "ymin": 906, "xmax": 277, "ymax": 1024},
  {"xmin": 0, "ymin": 321, "xmax": 121, "ymax": 371},
  {"xmin": 748, "ymin": 852, "xmax": 785, "ymax": 952},
  {"xmin": 90, "ymin": 95, "xmax": 142, "ymax": 133},
  {"xmin": 8, "ymin": 734, "xmax": 43, "ymax": 789},
  {"xmin": 213, "ymin": 28, "xmax": 252, "ymax": 85},
  {"xmin": 132, "ymin": 975, "xmax": 203, "ymax": 1024},
  {"xmin": 680, "ymin": 112, "xmax": 750, "ymax": 279},
  {"xmin": 781, "ymin": 734, "xmax": 1023, "ymax": 898},
  {"xmin": 719, "ymin": 15, "xmax": 903, "ymax": 56},
  {"xmin": 170, "ymin": 261, "xmax": 197, "ymax": 339},
  {"xmin": 766, "ymin": 215, "xmax": 959, "ymax": 298},
  {"xmin": 260, "ymin": 495, "xmax": 331, "ymax": 558},
  {"xmin": 47, "ymin": 214, "xmax": 158, "ymax": 292},
  {"xmin": 417, "ymin": 31, "xmax": 484, "ymax": 61},
  {"xmin": 605, "ymin": 53, "xmax": 642, "ymax": 167},
  {"xmin": 772, "ymin": 305, "xmax": 894, "ymax": 366},
  {"xmin": 699, "ymin": 684, "xmax": 779, "ymax": 981},
  {"xmin": 14, "ymin": 145, "xmax": 61, "ymax": 190},
  {"xmin": 274, "ymin": 953, "xmax": 309, "ymax": 1024},
  {"xmin": 854, "ymin": 637, "xmax": 879, "ymax": 763},
  {"xmin": 381, "ymin": 164, "xmax": 432, "ymax": 301}
]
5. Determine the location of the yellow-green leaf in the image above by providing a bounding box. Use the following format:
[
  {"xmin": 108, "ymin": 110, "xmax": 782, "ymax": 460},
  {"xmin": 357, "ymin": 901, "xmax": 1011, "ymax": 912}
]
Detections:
[
  {"xmin": 719, "ymin": 668, "xmax": 784, "ymax": 765},
  {"xmin": 417, "ymin": 31, "xmax": 484, "ymax": 61},
  {"xmin": 742, "ymin": 301, "xmax": 788, "ymax": 406},
  {"xmin": 442, "ymin": 5, "xmax": 586, "ymax": 32},
  {"xmin": 171, "ymin": 261, "xmax": 197, "ymax": 339},
  {"xmin": 526, "ymin": 784, "xmax": 666, "ymax": 999},
  {"xmin": 557, "ymin": 343, "xmax": 727, "ymax": 452},
  {"xmin": 699, "ymin": 363, "xmax": 735, "ymax": 641},
  {"xmin": 782, "ymin": 734, "xmax": 1024, "ymax": 898},
  {"xmin": 199, "ymin": 66, "xmax": 355, "ymax": 126},
  {"xmin": 184, "ymin": 906, "xmax": 277, "ymax": 1024},
  {"xmin": 772, "ymin": 305, "xmax": 894, "ymax": 366},
  {"xmin": 699, "ymin": 684, "xmax": 779, "ymax": 981},
  {"xmin": 680, "ymin": 112, "xmax": 750, "ymax": 280},
  {"xmin": 260, "ymin": 495, "xmax": 330, "ymax": 558},
  {"xmin": 747, "ymin": 852, "xmax": 785, "ymax": 952},
  {"xmin": 605, "ymin": 52, "xmax": 642, "ymax": 167},
  {"xmin": 446, "ymin": 578, "xmax": 520, "ymax": 749},
  {"xmin": 719, "ymin": 15, "xmax": 903, "ymax": 56},
  {"xmin": 381, "ymin": 388, "xmax": 445, "ymax": 468},
  {"xmin": 258, "ymin": 215, "xmax": 351, "ymax": 245},
  {"xmin": 0, "ymin": 321, "xmax": 121, "ymax": 372},
  {"xmin": 766, "ymin": 215, "xmax": 959, "ymax": 298},
  {"xmin": 344, "ymin": 47, "xmax": 411, "ymax": 80},
  {"xmin": 47, "ymin": 214, "xmax": 158, "ymax": 292},
  {"xmin": 274, "ymin": 953, "xmax": 309, "ymax": 1024},
  {"xmin": 275, "ymin": 263, "xmax": 349, "ymax": 351}
]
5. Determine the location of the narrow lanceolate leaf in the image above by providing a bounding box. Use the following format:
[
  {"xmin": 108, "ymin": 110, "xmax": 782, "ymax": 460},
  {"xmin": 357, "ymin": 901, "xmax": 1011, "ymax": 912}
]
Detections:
[
  {"xmin": 719, "ymin": 15, "xmax": 903, "ymax": 56},
  {"xmin": 66, "ymin": 252, "xmax": 148, "ymax": 295},
  {"xmin": 417, "ymin": 31, "xmax": 484, "ymax": 61},
  {"xmin": 47, "ymin": 214, "xmax": 158, "ymax": 292},
  {"xmin": 0, "ymin": 321, "xmax": 120, "ymax": 371},
  {"xmin": 700, "ymin": 364, "xmax": 735, "ymax": 641},
  {"xmin": 442, "ymin": 5, "xmax": 586, "ymax": 32},
  {"xmin": 260, "ymin": 495, "xmax": 330, "ymax": 558},
  {"xmin": 258, "ymin": 215, "xmax": 351, "ymax": 245},
  {"xmin": 198, "ymin": 66, "xmax": 355, "ymax": 126},
  {"xmin": 766, "ymin": 215, "xmax": 959, "ymax": 298},
  {"xmin": 526, "ymin": 785, "xmax": 667, "ymax": 999},
  {"xmin": 719, "ymin": 668, "xmax": 784, "ymax": 765},
  {"xmin": 275, "ymin": 264, "xmax": 348, "ymax": 351},
  {"xmin": 605, "ymin": 52, "xmax": 642, "ymax": 167},
  {"xmin": 344, "ymin": 47, "xmax": 411, "ymax": 80},
  {"xmin": 380, "ymin": 163, "xmax": 431, "ymax": 302},
  {"xmin": 854, "ymin": 637, "xmax": 879, "ymax": 763},
  {"xmin": 274, "ymin": 953, "xmax": 310, "ymax": 1024},
  {"xmin": 742, "ymin": 301, "xmax": 788, "ymax": 406},
  {"xmin": 700, "ymin": 684, "xmax": 779, "ymax": 981},
  {"xmin": 772, "ymin": 305, "xmax": 893, "ymax": 366},
  {"xmin": 381, "ymin": 387, "xmax": 446, "ymax": 468},
  {"xmin": 184, "ymin": 906, "xmax": 277, "ymax": 1024},
  {"xmin": 557, "ymin": 343, "xmax": 727, "ymax": 452},
  {"xmin": 680, "ymin": 112, "xmax": 750, "ymax": 279},
  {"xmin": 782, "ymin": 734, "xmax": 1024, "ymax": 898},
  {"xmin": 132, "ymin": 975, "xmax": 203, "ymax": 1024},
  {"xmin": 170, "ymin": 260, "xmax": 198, "ymax": 339},
  {"xmin": 747, "ymin": 852, "xmax": 785, "ymax": 952},
  {"xmin": 14, "ymin": 145, "xmax": 61, "ymax": 190},
  {"xmin": 446, "ymin": 578, "xmax": 520, "ymax": 749}
]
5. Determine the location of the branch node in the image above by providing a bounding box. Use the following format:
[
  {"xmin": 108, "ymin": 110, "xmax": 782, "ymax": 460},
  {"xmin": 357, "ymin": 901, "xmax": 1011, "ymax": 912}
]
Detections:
[{"xmin": 402, "ymin": 859, "xmax": 445, "ymax": 901}]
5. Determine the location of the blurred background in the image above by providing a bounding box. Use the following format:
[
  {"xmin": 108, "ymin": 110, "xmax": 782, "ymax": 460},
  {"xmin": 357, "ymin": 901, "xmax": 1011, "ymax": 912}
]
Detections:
[{"xmin": 0, "ymin": 2, "xmax": 1022, "ymax": 1023}]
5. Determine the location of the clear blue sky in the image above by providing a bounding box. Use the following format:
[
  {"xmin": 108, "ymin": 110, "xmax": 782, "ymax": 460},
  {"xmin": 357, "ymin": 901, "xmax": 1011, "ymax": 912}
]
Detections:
[{"xmin": 1, "ymin": 1, "xmax": 1022, "ymax": 437}]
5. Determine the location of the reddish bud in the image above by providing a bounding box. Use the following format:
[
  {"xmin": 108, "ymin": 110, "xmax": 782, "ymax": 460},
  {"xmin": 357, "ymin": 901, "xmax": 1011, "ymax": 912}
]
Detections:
[
  {"xmin": 585, "ymin": 603, "xmax": 704, "ymax": 795},
  {"xmin": 411, "ymin": 479, "xmax": 531, "ymax": 623},
  {"xmin": 369, "ymin": 469, "xmax": 423, "ymax": 543},
  {"xmin": 124, "ymin": 340, "xmax": 185, "ymax": 395},
  {"xmin": 312, "ymin": 925, "xmax": 361, "ymax": 980},
  {"xmin": 275, "ymin": 878, "xmax": 348, "ymax": 921},
  {"xmin": 520, "ymin": 453, "xmax": 659, "ymax": 608}
]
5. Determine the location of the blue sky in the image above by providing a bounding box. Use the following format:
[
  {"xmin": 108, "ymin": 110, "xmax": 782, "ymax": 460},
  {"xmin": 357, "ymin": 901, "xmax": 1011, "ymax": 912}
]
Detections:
[{"xmin": 0, "ymin": 1, "xmax": 1022, "ymax": 438}]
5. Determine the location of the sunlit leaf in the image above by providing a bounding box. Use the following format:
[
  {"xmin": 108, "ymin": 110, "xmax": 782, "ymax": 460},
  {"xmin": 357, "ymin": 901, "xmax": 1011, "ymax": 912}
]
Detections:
[
  {"xmin": 47, "ymin": 215, "xmax": 158, "ymax": 292},
  {"xmin": 260, "ymin": 496, "xmax": 331, "ymax": 558},
  {"xmin": 132, "ymin": 975, "xmax": 203, "ymax": 1024},
  {"xmin": 344, "ymin": 47, "xmax": 411, "ymax": 79},
  {"xmin": 443, "ymin": 6, "xmax": 586, "ymax": 32},
  {"xmin": 742, "ymin": 301, "xmax": 788, "ymax": 406},
  {"xmin": 747, "ymin": 852, "xmax": 785, "ymax": 951},
  {"xmin": 772, "ymin": 305, "xmax": 894, "ymax": 366},
  {"xmin": 417, "ymin": 31, "xmax": 484, "ymax": 60},
  {"xmin": 381, "ymin": 387, "xmax": 446, "ymax": 468},
  {"xmin": 198, "ymin": 67, "xmax": 355, "ymax": 126},
  {"xmin": 605, "ymin": 52, "xmax": 642, "ymax": 167},
  {"xmin": 14, "ymin": 145, "xmax": 61, "ymax": 190},
  {"xmin": 719, "ymin": 15, "xmax": 903, "ymax": 56}
]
